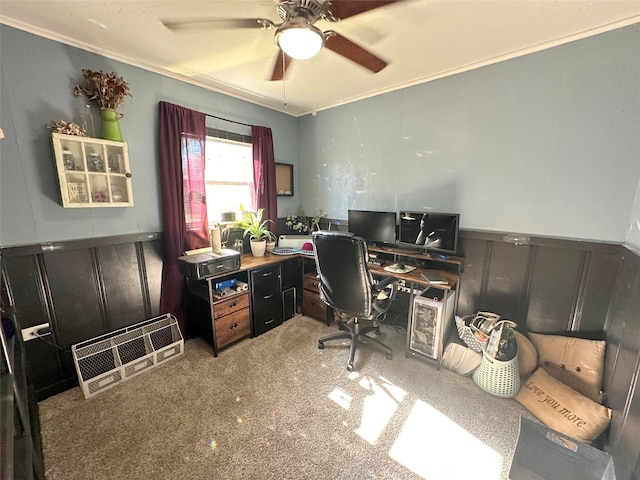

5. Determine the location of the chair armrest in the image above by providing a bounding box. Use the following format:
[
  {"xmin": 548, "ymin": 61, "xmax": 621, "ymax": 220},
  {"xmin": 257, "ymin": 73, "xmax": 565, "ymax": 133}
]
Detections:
[{"xmin": 372, "ymin": 276, "xmax": 396, "ymax": 293}]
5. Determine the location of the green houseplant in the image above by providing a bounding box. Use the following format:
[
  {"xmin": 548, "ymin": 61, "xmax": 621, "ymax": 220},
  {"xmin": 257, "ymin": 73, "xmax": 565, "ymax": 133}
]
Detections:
[{"xmin": 240, "ymin": 208, "xmax": 275, "ymax": 257}]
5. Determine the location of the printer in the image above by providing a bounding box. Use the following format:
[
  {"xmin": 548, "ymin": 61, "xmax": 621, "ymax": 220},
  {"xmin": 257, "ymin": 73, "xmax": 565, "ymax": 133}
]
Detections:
[{"xmin": 178, "ymin": 249, "xmax": 241, "ymax": 280}]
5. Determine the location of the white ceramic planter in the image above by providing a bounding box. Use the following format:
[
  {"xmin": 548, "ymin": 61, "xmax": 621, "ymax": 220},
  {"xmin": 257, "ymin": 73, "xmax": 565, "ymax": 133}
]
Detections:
[{"xmin": 250, "ymin": 239, "xmax": 267, "ymax": 257}]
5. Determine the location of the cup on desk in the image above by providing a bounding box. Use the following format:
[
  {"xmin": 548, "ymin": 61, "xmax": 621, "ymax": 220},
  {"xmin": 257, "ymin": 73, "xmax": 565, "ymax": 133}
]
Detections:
[{"xmin": 210, "ymin": 226, "xmax": 222, "ymax": 254}]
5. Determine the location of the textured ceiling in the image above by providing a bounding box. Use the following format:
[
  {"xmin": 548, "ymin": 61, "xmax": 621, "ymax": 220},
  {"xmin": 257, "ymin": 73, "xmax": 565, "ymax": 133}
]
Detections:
[{"xmin": 1, "ymin": 1, "xmax": 640, "ymax": 116}]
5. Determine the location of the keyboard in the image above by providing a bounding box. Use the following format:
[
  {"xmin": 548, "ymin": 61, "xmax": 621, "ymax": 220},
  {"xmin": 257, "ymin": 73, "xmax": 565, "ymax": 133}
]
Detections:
[{"xmin": 368, "ymin": 258, "xmax": 385, "ymax": 266}]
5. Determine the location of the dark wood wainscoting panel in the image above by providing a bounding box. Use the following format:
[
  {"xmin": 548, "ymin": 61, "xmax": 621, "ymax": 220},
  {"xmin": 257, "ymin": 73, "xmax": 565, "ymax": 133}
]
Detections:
[
  {"xmin": 578, "ymin": 251, "xmax": 620, "ymax": 334},
  {"xmin": 526, "ymin": 246, "xmax": 583, "ymax": 332},
  {"xmin": 44, "ymin": 248, "xmax": 107, "ymax": 348},
  {"xmin": 98, "ymin": 242, "xmax": 148, "ymax": 330},
  {"xmin": 458, "ymin": 231, "xmax": 621, "ymax": 335},
  {"xmin": 455, "ymin": 237, "xmax": 487, "ymax": 317},
  {"xmin": 2, "ymin": 254, "xmax": 65, "ymax": 391},
  {"xmin": 630, "ymin": 394, "xmax": 640, "ymax": 480},
  {"xmin": 142, "ymin": 239, "xmax": 163, "ymax": 317},
  {"xmin": 42, "ymin": 248, "xmax": 108, "ymax": 384},
  {"xmin": 605, "ymin": 346, "xmax": 640, "ymax": 479},
  {"xmin": 483, "ymin": 242, "xmax": 530, "ymax": 324},
  {"xmin": 603, "ymin": 249, "xmax": 640, "ymax": 479},
  {"xmin": 2, "ymin": 254, "xmax": 51, "ymax": 330},
  {"xmin": 1, "ymin": 232, "xmax": 163, "ymax": 399}
]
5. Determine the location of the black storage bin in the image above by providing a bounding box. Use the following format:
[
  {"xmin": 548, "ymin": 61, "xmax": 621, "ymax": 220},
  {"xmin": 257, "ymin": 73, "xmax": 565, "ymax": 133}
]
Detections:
[{"xmin": 509, "ymin": 417, "xmax": 616, "ymax": 480}]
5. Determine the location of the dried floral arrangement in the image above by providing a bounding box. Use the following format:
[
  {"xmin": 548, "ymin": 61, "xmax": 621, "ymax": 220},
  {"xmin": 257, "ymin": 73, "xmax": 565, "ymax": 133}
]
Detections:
[
  {"xmin": 47, "ymin": 120, "xmax": 86, "ymax": 136},
  {"xmin": 286, "ymin": 209, "xmax": 327, "ymax": 233},
  {"xmin": 286, "ymin": 213, "xmax": 309, "ymax": 233},
  {"xmin": 74, "ymin": 69, "xmax": 132, "ymax": 110}
]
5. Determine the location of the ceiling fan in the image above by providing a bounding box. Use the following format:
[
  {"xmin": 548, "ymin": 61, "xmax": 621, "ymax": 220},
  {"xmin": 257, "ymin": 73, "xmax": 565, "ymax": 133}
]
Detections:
[{"xmin": 162, "ymin": 0, "xmax": 402, "ymax": 81}]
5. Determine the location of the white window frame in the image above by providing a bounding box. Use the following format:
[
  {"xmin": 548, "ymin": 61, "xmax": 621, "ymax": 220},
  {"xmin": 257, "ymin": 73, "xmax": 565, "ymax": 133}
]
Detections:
[{"xmin": 204, "ymin": 131, "xmax": 255, "ymax": 223}]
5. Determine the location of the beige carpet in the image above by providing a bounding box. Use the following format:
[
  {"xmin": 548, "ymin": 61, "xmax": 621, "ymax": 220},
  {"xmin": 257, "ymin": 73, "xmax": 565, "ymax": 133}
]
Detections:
[{"xmin": 39, "ymin": 315, "xmax": 534, "ymax": 480}]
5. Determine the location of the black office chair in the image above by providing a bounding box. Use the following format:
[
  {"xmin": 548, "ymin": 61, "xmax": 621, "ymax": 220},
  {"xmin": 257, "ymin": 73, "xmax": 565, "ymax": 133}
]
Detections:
[{"xmin": 313, "ymin": 231, "xmax": 397, "ymax": 371}]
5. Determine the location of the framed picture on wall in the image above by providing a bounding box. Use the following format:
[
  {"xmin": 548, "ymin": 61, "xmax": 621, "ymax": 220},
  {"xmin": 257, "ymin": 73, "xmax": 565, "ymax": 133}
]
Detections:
[{"xmin": 276, "ymin": 163, "xmax": 293, "ymax": 196}]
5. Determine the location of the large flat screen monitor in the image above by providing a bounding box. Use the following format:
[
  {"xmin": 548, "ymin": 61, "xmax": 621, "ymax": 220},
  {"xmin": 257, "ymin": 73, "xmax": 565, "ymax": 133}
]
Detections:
[
  {"xmin": 348, "ymin": 210, "xmax": 397, "ymax": 246},
  {"xmin": 398, "ymin": 211, "xmax": 459, "ymax": 255}
]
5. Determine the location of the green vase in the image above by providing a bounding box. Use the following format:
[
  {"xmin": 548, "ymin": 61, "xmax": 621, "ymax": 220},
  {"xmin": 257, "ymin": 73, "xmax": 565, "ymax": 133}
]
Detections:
[{"xmin": 100, "ymin": 108, "xmax": 124, "ymax": 142}]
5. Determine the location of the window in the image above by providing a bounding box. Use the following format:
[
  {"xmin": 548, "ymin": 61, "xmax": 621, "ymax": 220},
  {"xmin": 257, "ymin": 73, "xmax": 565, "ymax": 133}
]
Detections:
[
  {"xmin": 181, "ymin": 133, "xmax": 207, "ymax": 231},
  {"xmin": 204, "ymin": 130, "xmax": 254, "ymax": 223}
]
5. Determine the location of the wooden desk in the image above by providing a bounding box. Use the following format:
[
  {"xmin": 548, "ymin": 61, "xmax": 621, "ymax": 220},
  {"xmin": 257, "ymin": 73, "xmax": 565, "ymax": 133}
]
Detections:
[
  {"xmin": 367, "ymin": 263, "xmax": 459, "ymax": 290},
  {"xmin": 185, "ymin": 252, "xmax": 301, "ymax": 356},
  {"xmin": 367, "ymin": 254, "xmax": 461, "ymax": 367},
  {"xmin": 257, "ymin": 249, "xmax": 461, "ymax": 367},
  {"xmin": 186, "ymin": 248, "xmax": 462, "ymax": 365},
  {"xmin": 368, "ymin": 244, "xmax": 464, "ymax": 271},
  {"xmin": 235, "ymin": 252, "xmax": 297, "ymax": 271}
]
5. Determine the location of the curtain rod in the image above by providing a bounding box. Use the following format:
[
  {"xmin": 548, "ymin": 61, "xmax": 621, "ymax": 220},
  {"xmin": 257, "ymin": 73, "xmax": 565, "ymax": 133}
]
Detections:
[{"xmin": 205, "ymin": 113, "xmax": 254, "ymax": 128}]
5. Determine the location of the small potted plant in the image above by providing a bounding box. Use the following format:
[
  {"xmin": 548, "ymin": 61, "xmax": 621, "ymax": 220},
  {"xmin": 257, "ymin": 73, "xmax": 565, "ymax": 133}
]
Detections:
[
  {"xmin": 240, "ymin": 208, "xmax": 275, "ymax": 257},
  {"xmin": 286, "ymin": 209, "xmax": 326, "ymax": 233}
]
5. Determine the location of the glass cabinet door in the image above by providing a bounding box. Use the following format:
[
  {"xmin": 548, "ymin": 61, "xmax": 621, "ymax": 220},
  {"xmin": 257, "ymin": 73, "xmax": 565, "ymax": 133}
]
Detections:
[{"xmin": 51, "ymin": 133, "xmax": 133, "ymax": 208}]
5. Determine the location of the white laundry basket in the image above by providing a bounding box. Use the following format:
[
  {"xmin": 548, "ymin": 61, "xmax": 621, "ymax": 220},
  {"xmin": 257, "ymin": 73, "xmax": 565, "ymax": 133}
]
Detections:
[{"xmin": 472, "ymin": 349, "xmax": 520, "ymax": 398}]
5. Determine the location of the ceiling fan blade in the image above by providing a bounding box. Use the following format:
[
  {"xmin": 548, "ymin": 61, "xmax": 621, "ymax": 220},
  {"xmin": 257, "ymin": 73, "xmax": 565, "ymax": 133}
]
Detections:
[
  {"xmin": 162, "ymin": 18, "xmax": 274, "ymax": 31},
  {"xmin": 325, "ymin": 0, "xmax": 400, "ymax": 20},
  {"xmin": 270, "ymin": 50, "xmax": 294, "ymax": 81},
  {"xmin": 324, "ymin": 31, "xmax": 387, "ymax": 73}
]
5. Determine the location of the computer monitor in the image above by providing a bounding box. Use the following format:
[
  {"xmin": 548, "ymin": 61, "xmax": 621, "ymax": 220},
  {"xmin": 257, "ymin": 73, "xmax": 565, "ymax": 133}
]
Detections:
[
  {"xmin": 398, "ymin": 211, "xmax": 459, "ymax": 255},
  {"xmin": 348, "ymin": 210, "xmax": 397, "ymax": 246}
]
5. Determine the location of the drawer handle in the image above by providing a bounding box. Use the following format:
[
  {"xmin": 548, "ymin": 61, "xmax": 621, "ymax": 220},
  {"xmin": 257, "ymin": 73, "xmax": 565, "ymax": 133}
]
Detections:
[
  {"xmin": 263, "ymin": 293, "xmax": 274, "ymax": 299},
  {"xmin": 228, "ymin": 302, "xmax": 237, "ymax": 308},
  {"xmin": 262, "ymin": 271, "xmax": 273, "ymax": 277},
  {"xmin": 216, "ymin": 264, "xmax": 225, "ymax": 269},
  {"xmin": 265, "ymin": 319, "xmax": 275, "ymax": 325},
  {"xmin": 312, "ymin": 282, "xmax": 318, "ymax": 287},
  {"xmin": 230, "ymin": 323, "xmax": 238, "ymax": 329}
]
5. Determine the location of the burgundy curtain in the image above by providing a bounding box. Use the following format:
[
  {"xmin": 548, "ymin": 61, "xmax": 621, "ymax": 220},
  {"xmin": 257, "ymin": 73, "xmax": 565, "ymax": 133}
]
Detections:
[
  {"xmin": 158, "ymin": 101, "xmax": 207, "ymax": 335},
  {"xmin": 251, "ymin": 125, "xmax": 278, "ymax": 235}
]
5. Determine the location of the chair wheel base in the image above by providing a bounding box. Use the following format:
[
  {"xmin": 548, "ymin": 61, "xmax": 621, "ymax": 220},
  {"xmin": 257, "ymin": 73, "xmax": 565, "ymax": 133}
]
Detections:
[
  {"xmin": 347, "ymin": 363, "xmax": 354, "ymax": 371},
  {"xmin": 386, "ymin": 353, "xmax": 393, "ymax": 360},
  {"xmin": 318, "ymin": 342, "xmax": 324, "ymax": 349}
]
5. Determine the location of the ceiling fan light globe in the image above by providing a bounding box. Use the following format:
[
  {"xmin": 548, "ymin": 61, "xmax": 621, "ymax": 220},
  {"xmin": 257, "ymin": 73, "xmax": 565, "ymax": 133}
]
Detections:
[{"xmin": 276, "ymin": 24, "xmax": 324, "ymax": 60}]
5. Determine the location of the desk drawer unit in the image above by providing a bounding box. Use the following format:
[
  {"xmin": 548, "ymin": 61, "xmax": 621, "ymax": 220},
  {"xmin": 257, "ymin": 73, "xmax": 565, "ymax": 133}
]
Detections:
[
  {"xmin": 250, "ymin": 264, "xmax": 283, "ymax": 337},
  {"xmin": 211, "ymin": 292, "xmax": 250, "ymax": 350},
  {"xmin": 215, "ymin": 307, "xmax": 251, "ymax": 349},
  {"xmin": 302, "ymin": 272, "xmax": 332, "ymax": 325},
  {"xmin": 303, "ymin": 273, "xmax": 321, "ymax": 293},
  {"xmin": 212, "ymin": 293, "xmax": 249, "ymax": 320}
]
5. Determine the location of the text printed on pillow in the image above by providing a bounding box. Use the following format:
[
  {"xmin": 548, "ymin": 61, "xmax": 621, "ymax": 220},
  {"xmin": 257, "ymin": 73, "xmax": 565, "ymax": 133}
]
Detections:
[{"xmin": 523, "ymin": 380, "xmax": 588, "ymax": 428}]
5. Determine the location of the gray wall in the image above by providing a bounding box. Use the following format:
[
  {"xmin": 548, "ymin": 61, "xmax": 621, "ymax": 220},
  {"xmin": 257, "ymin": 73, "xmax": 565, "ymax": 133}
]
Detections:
[
  {"xmin": 628, "ymin": 180, "xmax": 640, "ymax": 254},
  {"xmin": 297, "ymin": 24, "xmax": 640, "ymax": 246},
  {"xmin": 0, "ymin": 25, "xmax": 299, "ymax": 247},
  {"xmin": 2, "ymin": 24, "xmax": 639, "ymax": 249}
]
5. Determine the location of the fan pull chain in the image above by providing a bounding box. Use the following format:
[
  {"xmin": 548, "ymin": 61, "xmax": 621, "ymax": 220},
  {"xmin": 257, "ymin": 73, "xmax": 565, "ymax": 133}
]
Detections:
[
  {"xmin": 312, "ymin": 56, "xmax": 317, "ymax": 116},
  {"xmin": 282, "ymin": 50, "xmax": 287, "ymax": 109}
]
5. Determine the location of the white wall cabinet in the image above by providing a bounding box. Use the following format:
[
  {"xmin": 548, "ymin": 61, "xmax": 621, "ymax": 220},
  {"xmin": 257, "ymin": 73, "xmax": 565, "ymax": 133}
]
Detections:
[{"xmin": 51, "ymin": 133, "xmax": 133, "ymax": 208}]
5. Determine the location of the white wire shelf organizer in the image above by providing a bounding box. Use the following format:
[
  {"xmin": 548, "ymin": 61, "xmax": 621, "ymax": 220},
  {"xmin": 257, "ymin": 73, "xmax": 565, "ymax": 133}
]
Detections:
[{"xmin": 71, "ymin": 313, "xmax": 184, "ymax": 399}]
